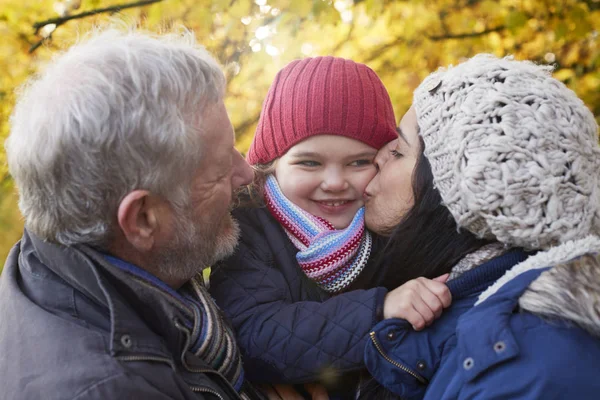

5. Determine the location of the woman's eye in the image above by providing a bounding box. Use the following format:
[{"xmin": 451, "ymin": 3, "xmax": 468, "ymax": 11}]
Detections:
[
  {"xmin": 390, "ymin": 149, "xmax": 403, "ymax": 158},
  {"xmin": 349, "ymin": 159, "xmax": 373, "ymax": 167}
]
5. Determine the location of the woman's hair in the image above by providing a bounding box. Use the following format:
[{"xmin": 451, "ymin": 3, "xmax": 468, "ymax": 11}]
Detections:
[
  {"xmin": 372, "ymin": 136, "xmax": 491, "ymax": 290},
  {"xmin": 359, "ymin": 137, "xmax": 492, "ymax": 400}
]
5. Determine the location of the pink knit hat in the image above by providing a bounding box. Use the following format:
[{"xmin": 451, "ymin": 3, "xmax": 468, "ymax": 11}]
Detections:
[{"xmin": 247, "ymin": 56, "xmax": 398, "ymax": 165}]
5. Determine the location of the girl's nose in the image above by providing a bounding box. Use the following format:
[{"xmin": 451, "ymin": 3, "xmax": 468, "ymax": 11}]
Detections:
[{"xmin": 321, "ymin": 168, "xmax": 349, "ymax": 192}]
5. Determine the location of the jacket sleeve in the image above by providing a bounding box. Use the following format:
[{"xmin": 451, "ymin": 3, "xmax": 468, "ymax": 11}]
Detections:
[{"xmin": 210, "ymin": 234, "xmax": 387, "ymax": 384}]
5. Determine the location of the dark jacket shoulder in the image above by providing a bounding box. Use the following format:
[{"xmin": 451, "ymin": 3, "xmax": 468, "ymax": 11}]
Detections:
[{"xmin": 0, "ymin": 232, "xmax": 239, "ymax": 400}]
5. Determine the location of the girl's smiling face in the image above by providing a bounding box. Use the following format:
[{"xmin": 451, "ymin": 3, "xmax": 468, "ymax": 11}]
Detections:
[{"xmin": 274, "ymin": 134, "xmax": 378, "ymax": 229}]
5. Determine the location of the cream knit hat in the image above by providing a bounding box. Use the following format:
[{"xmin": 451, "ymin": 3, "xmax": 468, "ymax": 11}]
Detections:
[{"xmin": 413, "ymin": 54, "xmax": 600, "ymax": 249}]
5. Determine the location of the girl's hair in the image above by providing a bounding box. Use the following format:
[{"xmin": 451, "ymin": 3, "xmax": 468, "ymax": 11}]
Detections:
[
  {"xmin": 370, "ymin": 136, "xmax": 491, "ymax": 290},
  {"xmin": 234, "ymin": 161, "xmax": 276, "ymax": 208}
]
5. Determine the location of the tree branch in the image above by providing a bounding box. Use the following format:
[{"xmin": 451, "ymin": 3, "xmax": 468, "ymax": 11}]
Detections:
[
  {"xmin": 29, "ymin": 0, "xmax": 164, "ymax": 53},
  {"xmin": 428, "ymin": 25, "xmax": 505, "ymax": 41},
  {"xmin": 33, "ymin": 0, "xmax": 164, "ymax": 34},
  {"xmin": 29, "ymin": 36, "xmax": 51, "ymax": 53},
  {"xmin": 362, "ymin": 24, "xmax": 504, "ymax": 65},
  {"xmin": 330, "ymin": 20, "xmax": 355, "ymax": 55},
  {"xmin": 363, "ymin": 36, "xmax": 408, "ymax": 63}
]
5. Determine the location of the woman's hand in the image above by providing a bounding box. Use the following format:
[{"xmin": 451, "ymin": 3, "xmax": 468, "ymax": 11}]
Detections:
[{"xmin": 383, "ymin": 274, "xmax": 451, "ymax": 330}]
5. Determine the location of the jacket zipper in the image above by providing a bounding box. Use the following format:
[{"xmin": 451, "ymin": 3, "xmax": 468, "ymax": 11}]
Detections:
[
  {"xmin": 173, "ymin": 320, "xmax": 243, "ymax": 399},
  {"xmin": 117, "ymin": 355, "xmax": 175, "ymax": 368},
  {"xmin": 190, "ymin": 386, "xmax": 224, "ymax": 399},
  {"xmin": 119, "ymin": 355, "xmax": 235, "ymax": 398},
  {"xmin": 369, "ymin": 331, "xmax": 428, "ymax": 385},
  {"xmin": 183, "ymin": 366, "xmax": 243, "ymax": 399}
]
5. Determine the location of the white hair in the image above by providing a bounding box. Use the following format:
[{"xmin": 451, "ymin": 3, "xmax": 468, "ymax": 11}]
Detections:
[{"xmin": 5, "ymin": 28, "xmax": 226, "ymax": 247}]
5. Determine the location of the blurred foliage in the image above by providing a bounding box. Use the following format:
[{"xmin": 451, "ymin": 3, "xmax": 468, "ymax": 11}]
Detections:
[{"xmin": 1, "ymin": 0, "xmax": 599, "ymax": 272}]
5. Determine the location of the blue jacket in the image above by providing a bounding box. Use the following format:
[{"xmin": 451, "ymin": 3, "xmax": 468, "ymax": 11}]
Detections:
[
  {"xmin": 0, "ymin": 230, "xmax": 261, "ymax": 400},
  {"xmin": 365, "ymin": 241, "xmax": 600, "ymax": 399},
  {"xmin": 210, "ymin": 206, "xmax": 387, "ymax": 385}
]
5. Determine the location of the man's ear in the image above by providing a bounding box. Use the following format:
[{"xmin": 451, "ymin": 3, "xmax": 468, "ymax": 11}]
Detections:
[{"xmin": 117, "ymin": 190, "xmax": 159, "ymax": 252}]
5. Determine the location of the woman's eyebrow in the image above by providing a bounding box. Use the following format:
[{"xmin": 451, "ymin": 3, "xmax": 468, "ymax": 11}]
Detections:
[{"xmin": 396, "ymin": 126, "xmax": 410, "ymax": 146}]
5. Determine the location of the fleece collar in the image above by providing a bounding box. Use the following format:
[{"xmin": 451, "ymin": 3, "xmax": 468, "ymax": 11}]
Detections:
[{"xmin": 476, "ymin": 235, "xmax": 600, "ymax": 338}]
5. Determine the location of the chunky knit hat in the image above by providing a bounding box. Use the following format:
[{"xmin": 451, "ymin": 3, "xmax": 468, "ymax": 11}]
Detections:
[
  {"xmin": 413, "ymin": 54, "xmax": 600, "ymax": 249},
  {"xmin": 247, "ymin": 56, "xmax": 397, "ymax": 165}
]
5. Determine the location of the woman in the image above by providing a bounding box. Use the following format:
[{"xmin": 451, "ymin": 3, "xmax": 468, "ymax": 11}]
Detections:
[{"xmin": 361, "ymin": 54, "xmax": 600, "ymax": 399}]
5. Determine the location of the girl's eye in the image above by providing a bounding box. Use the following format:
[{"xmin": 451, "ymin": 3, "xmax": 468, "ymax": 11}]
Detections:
[
  {"xmin": 297, "ymin": 160, "xmax": 320, "ymax": 167},
  {"xmin": 390, "ymin": 149, "xmax": 403, "ymax": 158},
  {"xmin": 349, "ymin": 159, "xmax": 373, "ymax": 167}
]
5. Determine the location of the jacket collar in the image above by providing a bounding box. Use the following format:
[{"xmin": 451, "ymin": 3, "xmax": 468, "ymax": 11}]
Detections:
[
  {"xmin": 476, "ymin": 235, "xmax": 600, "ymax": 338},
  {"xmin": 24, "ymin": 229, "xmax": 191, "ymax": 359},
  {"xmin": 447, "ymin": 249, "xmax": 529, "ymax": 300}
]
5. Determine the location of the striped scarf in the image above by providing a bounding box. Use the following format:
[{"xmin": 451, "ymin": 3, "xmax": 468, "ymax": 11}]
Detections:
[
  {"xmin": 180, "ymin": 276, "xmax": 245, "ymax": 391},
  {"xmin": 104, "ymin": 255, "xmax": 246, "ymax": 393},
  {"xmin": 264, "ymin": 174, "xmax": 372, "ymax": 293}
]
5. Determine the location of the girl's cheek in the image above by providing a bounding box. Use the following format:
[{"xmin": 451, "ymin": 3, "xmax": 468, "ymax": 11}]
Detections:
[{"xmin": 357, "ymin": 169, "xmax": 378, "ymax": 192}]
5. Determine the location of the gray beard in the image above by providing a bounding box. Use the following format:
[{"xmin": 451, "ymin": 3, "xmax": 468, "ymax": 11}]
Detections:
[{"xmin": 152, "ymin": 209, "xmax": 240, "ymax": 285}]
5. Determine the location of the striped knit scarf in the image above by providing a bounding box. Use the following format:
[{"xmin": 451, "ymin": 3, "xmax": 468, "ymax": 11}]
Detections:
[
  {"xmin": 104, "ymin": 255, "xmax": 245, "ymax": 393},
  {"xmin": 264, "ymin": 174, "xmax": 372, "ymax": 293},
  {"xmin": 180, "ymin": 276, "xmax": 245, "ymax": 392}
]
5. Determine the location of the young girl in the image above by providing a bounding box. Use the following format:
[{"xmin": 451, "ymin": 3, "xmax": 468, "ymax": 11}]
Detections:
[{"xmin": 210, "ymin": 56, "xmax": 450, "ymax": 397}]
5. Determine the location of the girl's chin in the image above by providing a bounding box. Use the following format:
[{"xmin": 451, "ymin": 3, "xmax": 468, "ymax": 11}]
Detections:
[{"xmin": 317, "ymin": 214, "xmax": 354, "ymax": 230}]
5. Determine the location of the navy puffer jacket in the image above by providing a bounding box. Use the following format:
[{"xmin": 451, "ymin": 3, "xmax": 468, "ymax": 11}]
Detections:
[
  {"xmin": 365, "ymin": 240, "xmax": 600, "ymax": 400},
  {"xmin": 210, "ymin": 206, "xmax": 387, "ymax": 384}
]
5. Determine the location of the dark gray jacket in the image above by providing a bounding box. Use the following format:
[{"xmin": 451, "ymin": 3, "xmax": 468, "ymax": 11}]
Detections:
[{"xmin": 0, "ymin": 230, "xmax": 249, "ymax": 400}]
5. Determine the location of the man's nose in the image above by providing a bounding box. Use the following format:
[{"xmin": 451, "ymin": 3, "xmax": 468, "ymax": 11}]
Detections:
[{"xmin": 232, "ymin": 150, "xmax": 254, "ymax": 188}]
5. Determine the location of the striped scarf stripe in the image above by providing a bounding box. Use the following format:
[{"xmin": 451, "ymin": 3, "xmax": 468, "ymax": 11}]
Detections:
[
  {"xmin": 264, "ymin": 174, "xmax": 372, "ymax": 293},
  {"xmin": 183, "ymin": 276, "xmax": 245, "ymax": 391}
]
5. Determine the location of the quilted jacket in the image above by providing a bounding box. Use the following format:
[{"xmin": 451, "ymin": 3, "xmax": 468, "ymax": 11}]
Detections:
[
  {"xmin": 365, "ymin": 237, "xmax": 600, "ymax": 400},
  {"xmin": 210, "ymin": 206, "xmax": 387, "ymax": 386}
]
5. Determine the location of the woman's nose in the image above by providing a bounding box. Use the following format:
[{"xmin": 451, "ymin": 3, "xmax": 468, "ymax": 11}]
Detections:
[{"xmin": 373, "ymin": 150, "xmax": 387, "ymax": 171}]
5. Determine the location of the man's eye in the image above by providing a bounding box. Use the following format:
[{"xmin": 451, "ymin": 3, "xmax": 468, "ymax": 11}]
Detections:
[{"xmin": 349, "ymin": 159, "xmax": 373, "ymax": 167}]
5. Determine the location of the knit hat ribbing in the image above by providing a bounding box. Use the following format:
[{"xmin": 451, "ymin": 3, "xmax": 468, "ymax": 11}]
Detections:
[
  {"xmin": 413, "ymin": 54, "xmax": 600, "ymax": 249},
  {"xmin": 247, "ymin": 56, "xmax": 398, "ymax": 165}
]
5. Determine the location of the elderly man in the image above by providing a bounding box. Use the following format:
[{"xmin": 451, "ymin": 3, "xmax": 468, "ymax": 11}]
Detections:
[{"xmin": 0, "ymin": 29, "xmax": 258, "ymax": 399}]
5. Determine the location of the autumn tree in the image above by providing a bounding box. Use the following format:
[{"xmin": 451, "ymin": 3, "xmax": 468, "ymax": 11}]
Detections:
[{"xmin": 1, "ymin": 0, "xmax": 598, "ymax": 270}]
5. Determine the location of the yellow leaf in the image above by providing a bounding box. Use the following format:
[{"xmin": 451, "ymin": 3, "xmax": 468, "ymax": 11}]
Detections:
[{"xmin": 553, "ymin": 68, "xmax": 575, "ymax": 82}]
